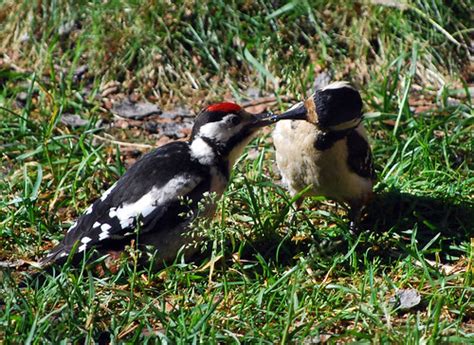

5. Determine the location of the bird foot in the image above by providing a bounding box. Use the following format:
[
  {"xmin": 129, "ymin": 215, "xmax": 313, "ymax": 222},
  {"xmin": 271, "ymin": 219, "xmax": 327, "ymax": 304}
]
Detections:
[{"xmin": 349, "ymin": 220, "xmax": 359, "ymax": 235}]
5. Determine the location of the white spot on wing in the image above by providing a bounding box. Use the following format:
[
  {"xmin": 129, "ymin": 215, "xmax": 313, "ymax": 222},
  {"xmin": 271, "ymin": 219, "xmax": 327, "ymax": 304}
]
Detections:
[
  {"xmin": 98, "ymin": 223, "xmax": 111, "ymax": 241},
  {"xmin": 60, "ymin": 252, "xmax": 68, "ymax": 258},
  {"xmin": 81, "ymin": 236, "xmax": 92, "ymax": 244},
  {"xmin": 93, "ymin": 221, "xmax": 101, "ymax": 228},
  {"xmin": 78, "ymin": 244, "xmax": 87, "ymax": 252},
  {"xmin": 99, "ymin": 232, "xmax": 109, "ymax": 241},
  {"xmin": 120, "ymin": 218, "xmax": 134, "ymax": 229}
]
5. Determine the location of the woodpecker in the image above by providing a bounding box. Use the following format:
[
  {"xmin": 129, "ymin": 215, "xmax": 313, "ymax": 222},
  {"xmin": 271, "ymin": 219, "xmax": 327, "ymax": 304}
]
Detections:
[
  {"xmin": 272, "ymin": 81, "xmax": 376, "ymax": 230},
  {"xmin": 40, "ymin": 102, "xmax": 288, "ymax": 267}
]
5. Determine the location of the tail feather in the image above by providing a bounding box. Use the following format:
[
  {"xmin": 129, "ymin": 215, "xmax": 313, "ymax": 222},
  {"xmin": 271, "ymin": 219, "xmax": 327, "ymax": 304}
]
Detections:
[
  {"xmin": 38, "ymin": 245, "xmax": 70, "ymax": 267},
  {"xmin": 21, "ymin": 246, "xmax": 89, "ymax": 288}
]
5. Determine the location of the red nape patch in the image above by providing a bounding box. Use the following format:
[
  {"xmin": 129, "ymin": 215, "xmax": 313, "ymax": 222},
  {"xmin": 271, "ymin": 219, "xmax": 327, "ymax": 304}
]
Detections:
[{"xmin": 206, "ymin": 102, "xmax": 242, "ymax": 113}]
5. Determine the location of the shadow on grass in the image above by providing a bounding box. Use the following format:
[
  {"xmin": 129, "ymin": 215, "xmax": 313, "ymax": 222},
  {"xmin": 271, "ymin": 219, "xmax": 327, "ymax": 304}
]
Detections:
[
  {"xmin": 237, "ymin": 190, "xmax": 474, "ymax": 268},
  {"xmin": 11, "ymin": 190, "xmax": 473, "ymax": 287},
  {"xmin": 362, "ymin": 190, "xmax": 474, "ymax": 260}
]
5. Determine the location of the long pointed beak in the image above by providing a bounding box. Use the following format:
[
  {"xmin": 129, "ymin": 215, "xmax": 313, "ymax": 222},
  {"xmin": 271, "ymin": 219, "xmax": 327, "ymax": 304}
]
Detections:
[
  {"xmin": 274, "ymin": 102, "xmax": 308, "ymax": 121},
  {"xmin": 248, "ymin": 111, "xmax": 280, "ymax": 128},
  {"xmin": 248, "ymin": 102, "xmax": 309, "ymax": 129}
]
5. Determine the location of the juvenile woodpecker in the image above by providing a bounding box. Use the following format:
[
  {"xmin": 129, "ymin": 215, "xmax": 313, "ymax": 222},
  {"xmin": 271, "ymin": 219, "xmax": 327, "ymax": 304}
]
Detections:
[
  {"xmin": 40, "ymin": 102, "xmax": 289, "ymax": 267},
  {"xmin": 272, "ymin": 82, "xmax": 376, "ymax": 230}
]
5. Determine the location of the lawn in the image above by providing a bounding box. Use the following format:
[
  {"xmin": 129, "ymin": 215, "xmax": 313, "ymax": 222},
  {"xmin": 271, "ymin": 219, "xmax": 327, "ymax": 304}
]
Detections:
[{"xmin": 0, "ymin": 0, "xmax": 473, "ymax": 343}]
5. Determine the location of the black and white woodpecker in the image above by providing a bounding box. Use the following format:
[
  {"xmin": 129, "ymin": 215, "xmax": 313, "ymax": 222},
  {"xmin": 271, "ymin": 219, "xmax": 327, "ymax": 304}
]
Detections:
[
  {"xmin": 40, "ymin": 102, "xmax": 297, "ymax": 267},
  {"xmin": 272, "ymin": 81, "xmax": 376, "ymax": 230}
]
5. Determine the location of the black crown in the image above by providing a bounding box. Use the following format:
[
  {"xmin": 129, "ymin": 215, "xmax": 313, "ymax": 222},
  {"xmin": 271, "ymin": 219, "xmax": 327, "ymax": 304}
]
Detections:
[{"xmin": 314, "ymin": 85, "xmax": 363, "ymax": 128}]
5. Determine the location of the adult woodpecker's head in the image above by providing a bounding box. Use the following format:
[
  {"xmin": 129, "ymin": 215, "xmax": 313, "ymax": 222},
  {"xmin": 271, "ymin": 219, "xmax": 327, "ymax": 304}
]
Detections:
[
  {"xmin": 277, "ymin": 81, "xmax": 363, "ymax": 132},
  {"xmin": 190, "ymin": 102, "xmax": 277, "ymax": 167}
]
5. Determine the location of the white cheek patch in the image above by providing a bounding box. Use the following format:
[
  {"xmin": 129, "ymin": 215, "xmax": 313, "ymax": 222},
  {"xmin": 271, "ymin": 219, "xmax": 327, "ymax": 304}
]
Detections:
[
  {"xmin": 198, "ymin": 121, "xmax": 226, "ymax": 140},
  {"xmin": 198, "ymin": 118, "xmax": 244, "ymax": 143},
  {"xmin": 112, "ymin": 174, "xmax": 200, "ymax": 230}
]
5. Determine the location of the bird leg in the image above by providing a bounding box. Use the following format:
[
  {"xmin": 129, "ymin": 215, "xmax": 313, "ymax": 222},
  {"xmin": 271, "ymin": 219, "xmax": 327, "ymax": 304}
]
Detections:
[
  {"xmin": 348, "ymin": 202, "xmax": 363, "ymax": 235},
  {"xmin": 288, "ymin": 196, "xmax": 304, "ymax": 225}
]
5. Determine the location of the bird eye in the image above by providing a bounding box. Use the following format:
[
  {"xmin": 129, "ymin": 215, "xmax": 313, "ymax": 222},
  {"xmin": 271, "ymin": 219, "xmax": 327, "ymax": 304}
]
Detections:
[{"xmin": 226, "ymin": 115, "xmax": 241, "ymax": 126}]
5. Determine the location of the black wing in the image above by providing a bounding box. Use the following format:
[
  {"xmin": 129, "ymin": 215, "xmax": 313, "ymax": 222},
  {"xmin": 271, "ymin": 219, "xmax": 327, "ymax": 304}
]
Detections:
[
  {"xmin": 41, "ymin": 142, "xmax": 210, "ymax": 265},
  {"xmin": 346, "ymin": 130, "xmax": 376, "ymax": 180}
]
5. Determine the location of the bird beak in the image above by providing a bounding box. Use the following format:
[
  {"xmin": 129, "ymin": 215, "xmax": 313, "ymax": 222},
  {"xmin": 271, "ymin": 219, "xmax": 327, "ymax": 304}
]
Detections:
[
  {"xmin": 246, "ymin": 102, "xmax": 311, "ymax": 129},
  {"xmin": 247, "ymin": 111, "xmax": 280, "ymax": 128},
  {"xmin": 274, "ymin": 102, "xmax": 308, "ymax": 121}
]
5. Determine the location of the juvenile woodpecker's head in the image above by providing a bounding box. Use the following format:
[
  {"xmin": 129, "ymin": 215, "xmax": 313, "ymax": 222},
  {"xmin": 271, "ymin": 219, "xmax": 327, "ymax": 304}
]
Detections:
[
  {"xmin": 190, "ymin": 102, "xmax": 276, "ymax": 166},
  {"xmin": 278, "ymin": 81, "xmax": 363, "ymax": 132}
]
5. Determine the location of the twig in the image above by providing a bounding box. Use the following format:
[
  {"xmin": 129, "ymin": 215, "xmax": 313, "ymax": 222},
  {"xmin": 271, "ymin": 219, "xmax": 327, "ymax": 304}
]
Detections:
[
  {"xmin": 92, "ymin": 134, "xmax": 154, "ymax": 149},
  {"xmin": 242, "ymin": 95, "xmax": 294, "ymax": 108},
  {"xmin": 0, "ymin": 259, "xmax": 41, "ymax": 269}
]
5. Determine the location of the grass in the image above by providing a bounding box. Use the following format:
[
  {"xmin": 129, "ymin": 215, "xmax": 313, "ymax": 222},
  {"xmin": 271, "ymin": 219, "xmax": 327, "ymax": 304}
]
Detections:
[{"xmin": 1, "ymin": 0, "xmax": 473, "ymax": 343}]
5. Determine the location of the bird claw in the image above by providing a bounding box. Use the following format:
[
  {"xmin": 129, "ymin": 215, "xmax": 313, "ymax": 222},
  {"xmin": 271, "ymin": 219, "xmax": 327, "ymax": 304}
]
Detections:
[
  {"xmin": 310, "ymin": 237, "xmax": 345, "ymax": 257},
  {"xmin": 349, "ymin": 220, "xmax": 359, "ymax": 235}
]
